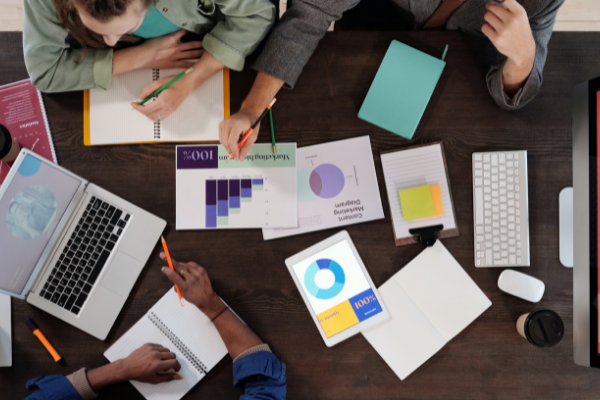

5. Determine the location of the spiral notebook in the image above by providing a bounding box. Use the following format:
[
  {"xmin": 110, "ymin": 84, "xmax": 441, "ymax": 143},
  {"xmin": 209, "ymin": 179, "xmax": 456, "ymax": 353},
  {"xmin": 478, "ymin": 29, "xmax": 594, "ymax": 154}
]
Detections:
[
  {"xmin": 104, "ymin": 289, "xmax": 228, "ymax": 400},
  {"xmin": 83, "ymin": 68, "xmax": 230, "ymax": 146}
]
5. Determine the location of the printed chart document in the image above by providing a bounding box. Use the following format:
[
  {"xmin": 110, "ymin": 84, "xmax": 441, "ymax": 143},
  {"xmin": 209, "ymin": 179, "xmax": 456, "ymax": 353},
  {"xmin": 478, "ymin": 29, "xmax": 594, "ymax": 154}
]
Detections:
[
  {"xmin": 362, "ymin": 241, "xmax": 491, "ymax": 380},
  {"xmin": 263, "ymin": 136, "xmax": 384, "ymax": 240},
  {"xmin": 176, "ymin": 144, "xmax": 297, "ymax": 229},
  {"xmin": 104, "ymin": 289, "xmax": 228, "ymax": 400}
]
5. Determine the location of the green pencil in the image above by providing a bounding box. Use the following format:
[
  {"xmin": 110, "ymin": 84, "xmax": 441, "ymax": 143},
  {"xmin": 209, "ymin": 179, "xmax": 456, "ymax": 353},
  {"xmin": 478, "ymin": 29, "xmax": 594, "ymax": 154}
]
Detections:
[
  {"xmin": 269, "ymin": 108, "xmax": 276, "ymax": 153},
  {"xmin": 138, "ymin": 68, "xmax": 193, "ymax": 105}
]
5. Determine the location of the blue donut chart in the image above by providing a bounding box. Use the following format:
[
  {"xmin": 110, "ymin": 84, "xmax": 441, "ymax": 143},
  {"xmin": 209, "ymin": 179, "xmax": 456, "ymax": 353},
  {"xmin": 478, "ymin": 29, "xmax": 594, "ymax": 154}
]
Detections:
[{"xmin": 304, "ymin": 259, "xmax": 345, "ymax": 300}]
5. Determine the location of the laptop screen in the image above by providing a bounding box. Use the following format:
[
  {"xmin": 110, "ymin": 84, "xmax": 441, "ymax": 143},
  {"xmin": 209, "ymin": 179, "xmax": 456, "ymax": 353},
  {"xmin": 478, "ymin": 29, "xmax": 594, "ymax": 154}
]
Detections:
[{"xmin": 0, "ymin": 154, "xmax": 80, "ymax": 294}]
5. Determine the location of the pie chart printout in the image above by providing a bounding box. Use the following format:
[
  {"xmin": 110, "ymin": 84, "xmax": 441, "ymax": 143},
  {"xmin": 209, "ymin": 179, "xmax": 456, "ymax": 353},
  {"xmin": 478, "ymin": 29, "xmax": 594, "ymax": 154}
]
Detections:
[
  {"xmin": 304, "ymin": 259, "xmax": 346, "ymax": 300},
  {"xmin": 299, "ymin": 164, "xmax": 345, "ymax": 203}
]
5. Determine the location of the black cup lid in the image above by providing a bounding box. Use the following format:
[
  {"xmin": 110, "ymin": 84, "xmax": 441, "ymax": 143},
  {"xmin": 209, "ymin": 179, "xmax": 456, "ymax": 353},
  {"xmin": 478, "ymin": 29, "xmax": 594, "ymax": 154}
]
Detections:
[
  {"xmin": 0, "ymin": 124, "xmax": 12, "ymax": 160},
  {"xmin": 525, "ymin": 309, "xmax": 564, "ymax": 347}
]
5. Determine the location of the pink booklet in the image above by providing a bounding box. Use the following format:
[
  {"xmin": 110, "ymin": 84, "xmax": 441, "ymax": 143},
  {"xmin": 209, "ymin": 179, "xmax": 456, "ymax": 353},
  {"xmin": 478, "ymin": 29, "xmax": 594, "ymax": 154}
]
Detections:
[{"xmin": 0, "ymin": 79, "xmax": 56, "ymax": 185}]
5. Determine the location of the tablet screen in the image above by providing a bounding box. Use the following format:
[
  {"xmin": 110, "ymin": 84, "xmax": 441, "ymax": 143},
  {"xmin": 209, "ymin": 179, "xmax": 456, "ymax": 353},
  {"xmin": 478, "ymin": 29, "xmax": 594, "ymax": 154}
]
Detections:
[{"xmin": 291, "ymin": 239, "xmax": 383, "ymax": 338}]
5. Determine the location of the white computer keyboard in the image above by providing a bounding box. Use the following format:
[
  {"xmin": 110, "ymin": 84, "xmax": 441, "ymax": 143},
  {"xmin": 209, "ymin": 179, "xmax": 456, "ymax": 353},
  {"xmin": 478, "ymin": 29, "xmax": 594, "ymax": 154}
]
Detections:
[{"xmin": 472, "ymin": 151, "xmax": 530, "ymax": 267}]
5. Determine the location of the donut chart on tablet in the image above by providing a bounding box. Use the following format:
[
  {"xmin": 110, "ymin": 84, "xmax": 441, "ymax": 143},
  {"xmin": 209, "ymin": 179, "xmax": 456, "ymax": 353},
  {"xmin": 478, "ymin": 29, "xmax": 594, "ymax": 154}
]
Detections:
[
  {"xmin": 298, "ymin": 164, "xmax": 345, "ymax": 203},
  {"xmin": 304, "ymin": 259, "xmax": 345, "ymax": 300}
]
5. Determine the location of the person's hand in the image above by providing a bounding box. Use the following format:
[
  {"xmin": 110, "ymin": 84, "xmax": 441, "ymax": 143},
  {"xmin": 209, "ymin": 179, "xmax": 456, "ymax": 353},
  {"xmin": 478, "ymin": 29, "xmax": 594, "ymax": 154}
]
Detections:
[
  {"xmin": 131, "ymin": 76, "xmax": 192, "ymax": 121},
  {"xmin": 218, "ymin": 109, "xmax": 261, "ymax": 161},
  {"xmin": 119, "ymin": 343, "xmax": 182, "ymax": 383},
  {"xmin": 482, "ymin": 0, "xmax": 535, "ymax": 69},
  {"xmin": 137, "ymin": 29, "xmax": 204, "ymax": 70},
  {"xmin": 160, "ymin": 254, "xmax": 225, "ymax": 319}
]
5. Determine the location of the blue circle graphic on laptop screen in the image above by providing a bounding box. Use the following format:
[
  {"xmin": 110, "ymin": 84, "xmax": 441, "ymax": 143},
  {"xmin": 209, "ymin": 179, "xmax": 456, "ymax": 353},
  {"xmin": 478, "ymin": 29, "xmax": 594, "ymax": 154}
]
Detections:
[
  {"xmin": 5, "ymin": 185, "xmax": 57, "ymax": 239},
  {"xmin": 304, "ymin": 259, "xmax": 345, "ymax": 300},
  {"xmin": 17, "ymin": 154, "xmax": 42, "ymax": 177}
]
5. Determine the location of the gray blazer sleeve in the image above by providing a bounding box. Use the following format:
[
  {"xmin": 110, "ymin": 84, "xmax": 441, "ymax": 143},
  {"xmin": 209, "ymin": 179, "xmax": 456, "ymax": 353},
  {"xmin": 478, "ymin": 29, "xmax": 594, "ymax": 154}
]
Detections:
[
  {"xmin": 251, "ymin": 0, "xmax": 360, "ymax": 88},
  {"xmin": 486, "ymin": 0, "xmax": 564, "ymax": 111}
]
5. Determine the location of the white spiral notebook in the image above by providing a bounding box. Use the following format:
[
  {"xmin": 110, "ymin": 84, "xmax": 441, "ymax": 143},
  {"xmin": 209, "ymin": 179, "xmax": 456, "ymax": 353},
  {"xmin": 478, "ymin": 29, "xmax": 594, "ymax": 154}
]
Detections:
[
  {"xmin": 104, "ymin": 289, "xmax": 228, "ymax": 400},
  {"xmin": 84, "ymin": 68, "xmax": 229, "ymax": 145}
]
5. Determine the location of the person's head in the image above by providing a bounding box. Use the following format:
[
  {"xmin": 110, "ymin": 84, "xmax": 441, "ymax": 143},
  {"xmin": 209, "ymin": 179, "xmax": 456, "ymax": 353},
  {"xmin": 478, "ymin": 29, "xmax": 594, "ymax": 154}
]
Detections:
[
  {"xmin": 54, "ymin": 0, "xmax": 151, "ymax": 51},
  {"xmin": 72, "ymin": 0, "xmax": 151, "ymax": 46}
]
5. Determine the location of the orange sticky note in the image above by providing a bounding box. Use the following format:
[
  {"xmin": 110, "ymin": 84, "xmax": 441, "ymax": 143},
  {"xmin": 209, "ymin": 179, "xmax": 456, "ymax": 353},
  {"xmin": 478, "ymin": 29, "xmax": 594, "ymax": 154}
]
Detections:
[{"xmin": 430, "ymin": 184, "xmax": 444, "ymax": 216}]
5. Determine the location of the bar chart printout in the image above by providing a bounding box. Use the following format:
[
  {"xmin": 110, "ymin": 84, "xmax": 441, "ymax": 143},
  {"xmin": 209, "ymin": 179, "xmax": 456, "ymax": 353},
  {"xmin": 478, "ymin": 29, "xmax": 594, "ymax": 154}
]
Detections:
[
  {"xmin": 176, "ymin": 144, "xmax": 297, "ymax": 229},
  {"xmin": 205, "ymin": 178, "xmax": 265, "ymax": 227}
]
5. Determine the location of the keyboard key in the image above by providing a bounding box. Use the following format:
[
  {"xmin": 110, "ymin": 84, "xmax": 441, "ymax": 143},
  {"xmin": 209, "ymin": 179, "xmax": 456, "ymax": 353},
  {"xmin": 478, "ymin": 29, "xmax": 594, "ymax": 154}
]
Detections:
[
  {"xmin": 89, "ymin": 210, "xmax": 96, "ymax": 217},
  {"xmin": 88, "ymin": 250, "xmax": 111, "ymax": 284},
  {"xmin": 40, "ymin": 290, "xmax": 46, "ymax": 297},
  {"xmin": 98, "ymin": 210, "xmax": 105, "ymax": 218},
  {"xmin": 44, "ymin": 291, "xmax": 52, "ymax": 300},
  {"xmin": 111, "ymin": 210, "xmax": 123, "ymax": 225},
  {"xmin": 93, "ymin": 199, "xmax": 102, "ymax": 209},
  {"xmin": 125, "ymin": 214, "xmax": 130, "ymax": 221},
  {"xmin": 117, "ymin": 228, "xmax": 123, "ymax": 236},
  {"xmin": 110, "ymin": 234, "xmax": 119, "ymax": 242},
  {"xmin": 71, "ymin": 306, "xmax": 81, "ymax": 315},
  {"xmin": 51, "ymin": 293, "xmax": 60, "ymax": 304},
  {"xmin": 75, "ymin": 293, "xmax": 88, "ymax": 308},
  {"xmin": 83, "ymin": 237, "xmax": 90, "ymax": 245},
  {"xmin": 117, "ymin": 220, "xmax": 127, "ymax": 228},
  {"xmin": 64, "ymin": 287, "xmax": 72, "ymax": 295},
  {"xmin": 106, "ymin": 241, "xmax": 115, "ymax": 251},
  {"xmin": 83, "ymin": 283, "xmax": 92, "ymax": 294},
  {"xmin": 58, "ymin": 294, "xmax": 68, "ymax": 307},
  {"xmin": 65, "ymin": 294, "xmax": 77, "ymax": 310},
  {"xmin": 106, "ymin": 206, "xmax": 116, "ymax": 218},
  {"xmin": 91, "ymin": 223, "xmax": 98, "ymax": 231},
  {"xmin": 94, "ymin": 232, "xmax": 102, "ymax": 239},
  {"xmin": 101, "ymin": 202, "xmax": 109, "ymax": 210},
  {"xmin": 74, "ymin": 288, "xmax": 81, "ymax": 295}
]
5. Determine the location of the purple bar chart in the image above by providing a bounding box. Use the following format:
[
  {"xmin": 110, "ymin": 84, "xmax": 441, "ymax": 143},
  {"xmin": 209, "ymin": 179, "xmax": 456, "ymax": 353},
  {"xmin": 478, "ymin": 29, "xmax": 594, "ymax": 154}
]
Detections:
[{"xmin": 206, "ymin": 178, "xmax": 260, "ymax": 227}]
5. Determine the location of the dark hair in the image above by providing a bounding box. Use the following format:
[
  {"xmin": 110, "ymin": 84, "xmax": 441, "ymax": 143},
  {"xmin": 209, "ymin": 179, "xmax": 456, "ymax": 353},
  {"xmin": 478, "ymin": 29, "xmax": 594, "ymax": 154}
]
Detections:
[{"xmin": 53, "ymin": 0, "xmax": 151, "ymax": 60}]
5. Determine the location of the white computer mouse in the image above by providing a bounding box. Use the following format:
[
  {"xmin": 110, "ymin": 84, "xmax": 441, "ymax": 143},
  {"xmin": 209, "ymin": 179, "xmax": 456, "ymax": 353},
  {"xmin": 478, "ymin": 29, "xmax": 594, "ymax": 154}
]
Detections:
[{"xmin": 497, "ymin": 269, "xmax": 545, "ymax": 303}]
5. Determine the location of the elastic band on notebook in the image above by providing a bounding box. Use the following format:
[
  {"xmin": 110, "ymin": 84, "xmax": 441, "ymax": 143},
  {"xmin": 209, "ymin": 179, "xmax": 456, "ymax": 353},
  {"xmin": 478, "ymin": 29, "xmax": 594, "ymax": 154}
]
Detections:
[{"xmin": 441, "ymin": 45, "xmax": 449, "ymax": 61}]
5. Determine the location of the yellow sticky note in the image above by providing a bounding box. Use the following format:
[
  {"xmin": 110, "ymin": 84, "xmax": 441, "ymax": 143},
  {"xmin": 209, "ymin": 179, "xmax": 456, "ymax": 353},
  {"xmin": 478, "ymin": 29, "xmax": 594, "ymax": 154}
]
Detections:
[
  {"xmin": 430, "ymin": 184, "xmax": 444, "ymax": 216},
  {"xmin": 398, "ymin": 185, "xmax": 435, "ymax": 221}
]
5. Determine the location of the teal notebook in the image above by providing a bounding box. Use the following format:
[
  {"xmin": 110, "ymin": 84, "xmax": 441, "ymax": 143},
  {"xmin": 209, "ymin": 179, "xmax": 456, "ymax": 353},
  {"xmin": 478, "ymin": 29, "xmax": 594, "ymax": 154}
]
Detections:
[{"xmin": 358, "ymin": 40, "xmax": 446, "ymax": 140}]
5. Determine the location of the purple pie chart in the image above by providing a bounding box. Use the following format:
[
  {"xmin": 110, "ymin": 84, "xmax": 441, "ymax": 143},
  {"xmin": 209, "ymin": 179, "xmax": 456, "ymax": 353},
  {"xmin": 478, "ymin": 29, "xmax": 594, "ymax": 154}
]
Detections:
[{"xmin": 309, "ymin": 164, "xmax": 345, "ymax": 199}]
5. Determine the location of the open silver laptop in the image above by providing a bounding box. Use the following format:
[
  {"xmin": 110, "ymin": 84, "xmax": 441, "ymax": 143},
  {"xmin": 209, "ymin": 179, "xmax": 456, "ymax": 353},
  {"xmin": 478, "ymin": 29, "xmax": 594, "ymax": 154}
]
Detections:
[{"xmin": 0, "ymin": 150, "xmax": 166, "ymax": 340}]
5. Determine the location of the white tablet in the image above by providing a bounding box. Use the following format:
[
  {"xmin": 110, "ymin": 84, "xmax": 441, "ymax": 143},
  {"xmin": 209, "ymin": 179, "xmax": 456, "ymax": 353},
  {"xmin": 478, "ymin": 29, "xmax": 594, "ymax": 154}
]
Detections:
[{"xmin": 285, "ymin": 231, "xmax": 389, "ymax": 347}]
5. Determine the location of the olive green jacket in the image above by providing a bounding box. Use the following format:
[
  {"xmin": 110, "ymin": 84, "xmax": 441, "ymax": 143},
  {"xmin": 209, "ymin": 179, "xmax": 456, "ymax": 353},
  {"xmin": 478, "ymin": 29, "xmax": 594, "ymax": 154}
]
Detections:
[{"xmin": 23, "ymin": 0, "xmax": 275, "ymax": 92}]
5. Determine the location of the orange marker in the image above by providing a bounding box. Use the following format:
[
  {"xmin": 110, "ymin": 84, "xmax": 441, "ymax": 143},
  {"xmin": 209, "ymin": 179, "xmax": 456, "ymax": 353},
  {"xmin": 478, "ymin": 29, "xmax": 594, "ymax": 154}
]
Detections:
[
  {"xmin": 161, "ymin": 236, "xmax": 184, "ymax": 307},
  {"xmin": 226, "ymin": 98, "xmax": 277, "ymax": 162},
  {"xmin": 25, "ymin": 318, "xmax": 63, "ymax": 363}
]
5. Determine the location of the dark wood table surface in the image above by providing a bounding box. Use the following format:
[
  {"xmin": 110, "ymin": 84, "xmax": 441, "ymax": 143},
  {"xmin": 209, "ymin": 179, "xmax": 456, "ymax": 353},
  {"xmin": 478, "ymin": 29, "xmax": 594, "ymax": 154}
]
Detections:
[{"xmin": 1, "ymin": 30, "xmax": 600, "ymax": 399}]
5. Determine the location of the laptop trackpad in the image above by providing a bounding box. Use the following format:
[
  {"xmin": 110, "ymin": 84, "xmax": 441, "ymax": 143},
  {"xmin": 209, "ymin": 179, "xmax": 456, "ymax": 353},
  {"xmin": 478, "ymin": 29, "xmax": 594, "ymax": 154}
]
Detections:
[{"xmin": 100, "ymin": 251, "xmax": 142, "ymax": 298}]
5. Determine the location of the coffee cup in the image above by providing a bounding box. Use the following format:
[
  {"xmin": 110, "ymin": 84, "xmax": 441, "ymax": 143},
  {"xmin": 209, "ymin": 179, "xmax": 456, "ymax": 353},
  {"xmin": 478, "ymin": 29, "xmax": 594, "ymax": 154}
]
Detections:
[
  {"xmin": 516, "ymin": 309, "xmax": 564, "ymax": 347},
  {"xmin": 0, "ymin": 124, "xmax": 20, "ymax": 163}
]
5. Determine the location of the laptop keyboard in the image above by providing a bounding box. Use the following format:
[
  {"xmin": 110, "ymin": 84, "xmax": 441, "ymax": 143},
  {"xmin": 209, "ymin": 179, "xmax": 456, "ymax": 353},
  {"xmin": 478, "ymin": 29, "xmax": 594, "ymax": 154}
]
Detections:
[{"xmin": 39, "ymin": 196, "xmax": 130, "ymax": 315}]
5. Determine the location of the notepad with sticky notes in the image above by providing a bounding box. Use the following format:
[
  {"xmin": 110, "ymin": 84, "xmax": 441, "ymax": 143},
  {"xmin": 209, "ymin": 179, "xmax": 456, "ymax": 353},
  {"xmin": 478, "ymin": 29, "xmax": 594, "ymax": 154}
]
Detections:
[
  {"xmin": 398, "ymin": 184, "xmax": 444, "ymax": 221},
  {"xmin": 381, "ymin": 143, "xmax": 458, "ymax": 246},
  {"xmin": 358, "ymin": 40, "xmax": 446, "ymax": 140}
]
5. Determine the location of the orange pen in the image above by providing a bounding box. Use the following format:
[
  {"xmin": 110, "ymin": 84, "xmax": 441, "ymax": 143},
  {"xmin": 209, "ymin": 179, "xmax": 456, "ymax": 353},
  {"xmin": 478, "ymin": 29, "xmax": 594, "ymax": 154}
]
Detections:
[
  {"xmin": 226, "ymin": 98, "xmax": 277, "ymax": 162},
  {"xmin": 25, "ymin": 318, "xmax": 63, "ymax": 363},
  {"xmin": 161, "ymin": 236, "xmax": 184, "ymax": 307}
]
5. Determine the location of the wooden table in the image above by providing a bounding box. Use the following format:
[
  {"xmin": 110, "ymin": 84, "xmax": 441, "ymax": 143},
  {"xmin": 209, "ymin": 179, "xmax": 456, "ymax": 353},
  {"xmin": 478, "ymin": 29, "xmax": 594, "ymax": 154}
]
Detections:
[{"xmin": 1, "ymin": 30, "xmax": 600, "ymax": 399}]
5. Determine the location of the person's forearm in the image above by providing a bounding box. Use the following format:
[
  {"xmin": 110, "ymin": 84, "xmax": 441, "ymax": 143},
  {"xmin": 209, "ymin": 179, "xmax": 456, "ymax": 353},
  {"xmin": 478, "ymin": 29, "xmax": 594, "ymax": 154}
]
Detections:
[
  {"xmin": 502, "ymin": 54, "xmax": 535, "ymax": 96},
  {"xmin": 183, "ymin": 52, "xmax": 225, "ymax": 92},
  {"xmin": 86, "ymin": 359, "xmax": 127, "ymax": 392},
  {"xmin": 112, "ymin": 47, "xmax": 148, "ymax": 76},
  {"xmin": 240, "ymin": 72, "xmax": 285, "ymax": 119},
  {"xmin": 203, "ymin": 296, "xmax": 263, "ymax": 360}
]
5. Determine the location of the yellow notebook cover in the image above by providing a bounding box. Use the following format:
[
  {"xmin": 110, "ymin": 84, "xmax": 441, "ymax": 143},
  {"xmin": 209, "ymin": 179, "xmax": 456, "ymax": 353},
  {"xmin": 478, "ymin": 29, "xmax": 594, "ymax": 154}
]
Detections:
[{"xmin": 84, "ymin": 68, "xmax": 230, "ymax": 146}]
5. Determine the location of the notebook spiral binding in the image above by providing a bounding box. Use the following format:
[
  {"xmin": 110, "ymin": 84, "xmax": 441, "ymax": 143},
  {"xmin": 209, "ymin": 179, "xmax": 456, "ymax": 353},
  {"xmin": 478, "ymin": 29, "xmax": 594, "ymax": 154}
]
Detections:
[
  {"xmin": 152, "ymin": 69, "xmax": 161, "ymax": 140},
  {"xmin": 148, "ymin": 312, "xmax": 208, "ymax": 374}
]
